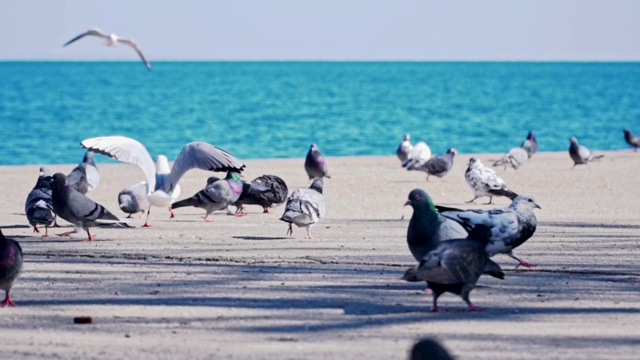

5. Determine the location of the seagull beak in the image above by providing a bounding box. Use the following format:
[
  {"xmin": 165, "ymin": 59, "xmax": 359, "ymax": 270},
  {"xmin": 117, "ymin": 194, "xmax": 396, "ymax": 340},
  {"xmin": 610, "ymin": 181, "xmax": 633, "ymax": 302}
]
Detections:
[{"xmin": 404, "ymin": 200, "xmax": 411, "ymax": 207}]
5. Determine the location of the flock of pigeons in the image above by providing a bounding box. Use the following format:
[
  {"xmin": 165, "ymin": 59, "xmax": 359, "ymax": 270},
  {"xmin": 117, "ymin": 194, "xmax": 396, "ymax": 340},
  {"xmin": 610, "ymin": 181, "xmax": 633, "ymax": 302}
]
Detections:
[
  {"xmin": 1, "ymin": 127, "xmax": 639, "ymax": 311},
  {"xmin": 394, "ymin": 128, "xmax": 639, "ymax": 312},
  {"xmin": 0, "ymin": 138, "xmax": 331, "ymax": 307}
]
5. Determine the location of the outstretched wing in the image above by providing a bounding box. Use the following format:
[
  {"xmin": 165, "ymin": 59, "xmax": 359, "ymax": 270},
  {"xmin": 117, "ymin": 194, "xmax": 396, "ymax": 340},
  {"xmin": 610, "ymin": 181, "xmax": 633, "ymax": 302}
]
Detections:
[{"xmin": 81, "ymin": 136, "xmax": 156, "ymax": 191}]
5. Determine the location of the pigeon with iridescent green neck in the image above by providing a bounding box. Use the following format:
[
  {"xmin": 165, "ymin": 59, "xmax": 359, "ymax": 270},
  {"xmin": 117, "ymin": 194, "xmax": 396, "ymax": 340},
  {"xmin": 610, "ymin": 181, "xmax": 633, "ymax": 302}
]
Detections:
[
  {"xmin": 404, "ymin": 189, "xmax": 468, "ymax": 262},
  {"xmin": 171, "ymin": 171, "xmax": 244, "ymax": 222}
]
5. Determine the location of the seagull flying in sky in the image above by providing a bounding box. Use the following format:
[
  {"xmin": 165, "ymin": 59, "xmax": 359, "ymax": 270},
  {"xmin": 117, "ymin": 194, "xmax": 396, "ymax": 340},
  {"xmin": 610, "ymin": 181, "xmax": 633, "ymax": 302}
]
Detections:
[{"xmin": 63, "ymin": 28, "xmax": 152, "ymax": 71}]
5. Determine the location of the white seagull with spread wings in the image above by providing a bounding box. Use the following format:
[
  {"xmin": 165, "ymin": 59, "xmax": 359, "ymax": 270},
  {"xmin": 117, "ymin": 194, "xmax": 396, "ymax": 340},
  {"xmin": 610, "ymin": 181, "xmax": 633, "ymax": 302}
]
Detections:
[
  {"xmin": 81, "ymin": 136, "xmax": 246, "ymax": 227},
  {"xmin": 63, "ymin": 28, "xmax": 152, "ymax": 71}
]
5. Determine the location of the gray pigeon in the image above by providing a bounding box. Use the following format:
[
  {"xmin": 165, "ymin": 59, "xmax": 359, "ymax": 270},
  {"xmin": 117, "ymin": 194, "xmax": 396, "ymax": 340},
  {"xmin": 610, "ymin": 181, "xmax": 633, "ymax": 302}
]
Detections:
[
  {"xmin": 413, "ymin": 225, "xmax": 502, "ymax": 312},
  {"xmin": 492, "ymin": 146, "xmax": 529, "ymax": 170},
  {"xmin": 171, "ymin": 172, "xmax": 244, "ymax": 222},
  {"xmin": 404, "ymin": 189, "xmax": 468, "ymax": 263},
  {"xmin": 524, "ymin": 131, "xmax": 538, "ymax": 157},
  {"xmin": 304, "ymin": 144, "xmax": 331, "ymax": 180},
  {"xmin": 50, "ymin": 172, "xmax": 124, "ymax": 241},
  {"xmin": 25, "ymin": 167, "xmax": 55, "ymax": 237},
  {"xmin": 402, "ymin": 189, "xmax": 504, "ymax": 283},
  {"xmin": 623, "ymin": 129, "xmax": 639, "ymax": 151},
  {"xmin": 118, "ymin": 181, "xmax": 150, "ymax": 218},
  {"xmin": 280, "ymin": 178, "xmax": 326, "ymax": 239},
  {"xmin": 436, "ymin": 194, "xmax": 541, "ymax": 268},
  {"xmin": 67, "ymin": 151, "xmax": 100, "ymax": 194},
  {"xmin": 0, "ymin": 229, "xmax": 23, "ymax": 307},
  {"xmin": 569, "ymin": 137, "xmax": 604, "ymax": 168},
  {"xmin": 235, "ymin": 175, "xmax": 288, "ymax": 214},
  {"xmin": 465, "ymin": 157, "xmax": 518, "ymax": 204},
  {"xmin": 409, "ymin": 338, "xmax": 454, "ymax": 360},
  {"xmin": 396, "ymin": 134, "xmax": 413, "ymax": 163},
  {"xmin": 410, "ymin": 148, "xmax": 457, "ymax": 181}
]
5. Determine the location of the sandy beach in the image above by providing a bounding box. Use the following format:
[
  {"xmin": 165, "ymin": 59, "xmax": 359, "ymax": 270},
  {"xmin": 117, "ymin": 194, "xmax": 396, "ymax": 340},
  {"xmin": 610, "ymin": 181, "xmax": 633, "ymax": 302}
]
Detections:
[{"xmin": 0, "ymin": 151, "xmax": 639, "ymax": 359}]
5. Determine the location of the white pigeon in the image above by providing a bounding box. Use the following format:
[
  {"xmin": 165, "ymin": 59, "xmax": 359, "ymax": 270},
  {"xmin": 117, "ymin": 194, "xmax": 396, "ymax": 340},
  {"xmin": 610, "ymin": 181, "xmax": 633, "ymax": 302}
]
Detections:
[
  {"xmin": 63, "ymin": 28, "xmax": 152, "ymax": 71},
  {"xmin": 464, "ymin": 157, "xmax": 517, "ymax": 204},
  {"xmin": 81, "ymin": 136, "xmax": 245, "ymax": 226},
  {"xmin": 436, "ymin": 195, "xmax": 541, "ymax": 268},
  {"xmin": 402, "ymin": 141, "xmax": 432, "ymax": 170},
  {"xmin": 396, "ymin": 134, "xmax": 413, "ymax": 163},
  {"xmin": 280, "ymin": 179, "xmax": 326, "ymax": 239}
]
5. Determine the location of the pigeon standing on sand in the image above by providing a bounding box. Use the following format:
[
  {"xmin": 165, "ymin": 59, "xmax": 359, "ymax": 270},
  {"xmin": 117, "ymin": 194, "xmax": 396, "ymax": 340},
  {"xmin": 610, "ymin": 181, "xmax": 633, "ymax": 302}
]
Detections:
[
  {"xmin": 464, "ymin": 157, "xmax": 518, "ymax": 204},
  {"xmin": 235, "ymin": 175, "xmax": 289, "ymax": 214},
  {"xmin": 63, "ymin": 28, "xmax": 152, "ymax": 71},
  {"xmin": 413, "ymin": 225, "xmax": 503, "ymax": 312},
  {"xmin": 396, "ymin": 134, "xmax": 413, "ymax": 163},
  {"xmin": 172, "ymin": 172, "xmax": 244, "ymax": 222},
  {"xmin": 404, "ymin": 189, "xmax": 468, "ymax": 263},
  {"xmin": 623, "ymin": 129, "xmax": 639, "ymax": 151},
  {"xmin": 436, "ymin": 194, "xmax": 541, "ymax": 268},
  {"xmin": 410, "ymin": 148, "xmax": 457, "ymax": 181},
  {"xmin": 569, "ymin": 137, "xmax": 604, "ymax": 168},
  {"xmin": 0, "ymin": 229, "xmax": 23, "ymax": 307},
  {"xmin": 492, "ymin": 146, "xmax": 529, "ymax": 170},
  {"xmin": 82, "ymin": 136, "xmax": 245, "ymax": 227},
  {"xmin": 402, "ymin": 141, "xmax": 432, "ymax": 170},
  {"xmin": 524, "ymin": 131, "xmax": 538, "ymax": 157},
  {"xmin": 118, "ymin": 181, "xmax": 150, "ymax": 218},
  {"xmin": 67, "ymin": 151, "xmax": 100, "ymax": 195},
  {"xmin": 280, "ymin": 179, "xmax": 326, "ymax": 239},
  {"xmin": 50, "ymin": 173, "xmax": 124, "ymax": 241},
  {"xmin": 305, "ymin": 144, "xmax": 331, "ymax": 180},
  {"xmin": 402, "ymin": 189, "xmax": 504, "ymax": 282},
  {"xmin": 25, "ymin": 167, "xmax": 55, "ymax": 236},
  {"xmin": 409, "ymin": 338, "xmax": 454, "ymax": 360}
]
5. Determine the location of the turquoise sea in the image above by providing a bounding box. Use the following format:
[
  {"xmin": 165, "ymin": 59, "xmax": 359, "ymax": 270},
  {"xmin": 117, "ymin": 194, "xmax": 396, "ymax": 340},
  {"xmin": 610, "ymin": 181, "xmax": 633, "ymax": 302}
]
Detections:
[{"xmin": 0, "ymin": 61, "xmax": 638, "ymax": 165}]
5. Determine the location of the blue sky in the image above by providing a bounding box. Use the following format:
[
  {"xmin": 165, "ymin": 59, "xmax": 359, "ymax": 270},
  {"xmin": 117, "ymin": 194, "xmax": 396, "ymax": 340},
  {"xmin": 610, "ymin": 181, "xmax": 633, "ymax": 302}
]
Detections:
[{"xmin": 3, "ymin": 0, "xmax": 639, "ymax": 61}]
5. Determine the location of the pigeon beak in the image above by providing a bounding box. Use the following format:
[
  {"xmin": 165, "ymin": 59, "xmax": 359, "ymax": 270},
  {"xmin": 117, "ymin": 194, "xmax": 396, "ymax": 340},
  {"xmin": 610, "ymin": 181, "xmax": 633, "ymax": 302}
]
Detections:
[
  {"xmin": 404, "ymin": 200, "xmax": 411, "ymax": 207},
  {"xmin": 535, "ymin": 203, "xmax": 541, "ymax": 209}
]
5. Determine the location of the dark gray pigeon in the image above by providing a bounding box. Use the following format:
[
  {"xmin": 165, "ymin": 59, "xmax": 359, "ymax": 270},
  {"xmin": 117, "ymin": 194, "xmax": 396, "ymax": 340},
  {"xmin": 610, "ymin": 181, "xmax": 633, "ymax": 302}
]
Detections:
[
  {"xmin": 410, "ymin": 148, "xmax": 457, "ymax": 181},
  {"xmin": 404, "ymin": 189, "xmax": 468, "ymax": 263},
  {"xmin": 465, "ymin": 157, "xmax": 518, "ymax": 204},
  {"xmin": 396, "ymin": 134, "xmax": 413, "ymax": 163},
  {"xmin": 172, "ymin": 172, "xmax": 244, "ymax": 222},
  {"xmin": 409, "ymin": 338, "xmax": 454, "ymax": 360},
  {"xmin": 118, "ymin": 181, "xmax": 150, "ymax": 218},
  {"xmin": 304, "ymin": 144, "xmax": 331, "ymax": 180},
  {"xmin": 569, "ymin": 137, "xmax": 604, "ymax": 168},
  {"xmin": 25, "ymin": 167, "xmax": 55, "ymax": 237},
  {"xmin": 0, "ymin": 229, "xmax": 23, "ymax": 307},
  {"xmin": 623, "ymin": 129, "xmax": 639, "ymax": 151},
  {"xmin": 50, "ymin": 172, "xmax": 124, "ymax": 241},
  {"xmin": 413, "ymin": 225, "xmax": 502, "ymax": 312},
  {"xmin": 436, "ymin": 194, "xmax": 541, "ymax": 268},
  {"xmin": 67, "ymin": 151, "xmax": 100, "ymax": 194},
  {"xmin": 235, "ymin": 175, "xmax": 288, "ymax": 214},
  {"xmin": 280, "ymin": 178, "xmax": 326, "ymax": 239}
]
